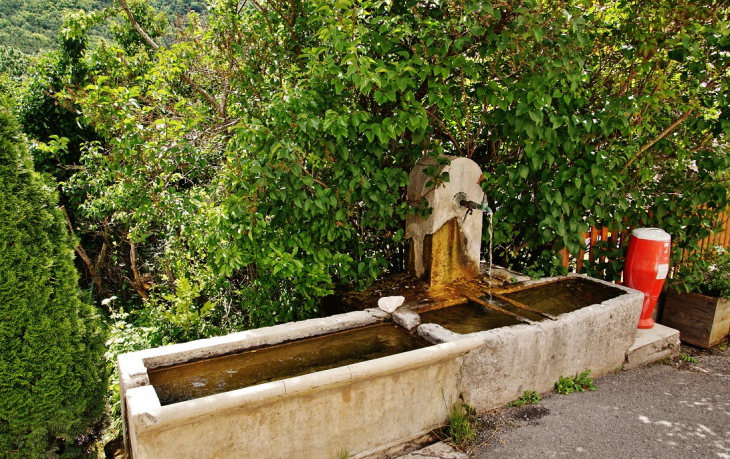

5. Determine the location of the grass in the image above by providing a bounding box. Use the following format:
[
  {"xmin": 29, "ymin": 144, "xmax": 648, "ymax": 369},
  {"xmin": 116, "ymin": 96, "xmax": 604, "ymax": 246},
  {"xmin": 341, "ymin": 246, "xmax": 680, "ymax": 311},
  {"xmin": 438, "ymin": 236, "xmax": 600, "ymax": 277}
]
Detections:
[
  {"xmin": 679, "ymin": 353, "xmax": 699, "ymax": 363},
  {"xmin": 446, "ymin": 399, "xmax": 477, "ymax": 448},
  {"xmin": 555, "ymin": 370, "xmax": 598, "ymax": 394},
  {"xmin": 508, "ymin": 390, "xmax": 541, "ymax": 407}
]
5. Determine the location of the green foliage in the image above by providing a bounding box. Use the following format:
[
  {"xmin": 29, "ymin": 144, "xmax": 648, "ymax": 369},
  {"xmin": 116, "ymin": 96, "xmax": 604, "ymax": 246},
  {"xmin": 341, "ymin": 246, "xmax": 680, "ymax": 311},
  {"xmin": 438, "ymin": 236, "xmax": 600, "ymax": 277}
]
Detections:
[
  {"xmin": 478, "ymin": 1, "xmax": 730, "ymax": 279},
  {"xmin": 50, "ymin": 0, "xmax": 730, "ymax": 327},
  {"xmin": 110, "ymin": 0, "xmax": 168, "ymax": 54},
  {"xmin": 446, "ymin": 400, "xmax": 477, "ymax": 448},
  {"xmin": 16, "ymin": 46, "xmax": 101, "ymax": 183},
  {"xmin": 103, "ymin": 305, "xmax": 155, "ymax": 446},
  {"xmin": 0, "ymin": 45, "xmax": 29, "ymax": 99},
  {"xmin": 679, "ymin": 353, "xmax": 699, "ymax": 363},
  {"xmin": 0, "ymin": 46, "xmax": 29, "ymax": 81},
  {"xmin": 671, "ymin": 249, "xmax": 730, "ymax": 301},
  {"xmin": 508, "ymin": 390, "xmax": 541, "ymax": 407},
  {"xmin": 0, "ymin": 100, "xmax": 107, "ymax": 457},
  {"xmin": 555, "ymin": 370, "xmax": 598, "ymax": 395}
]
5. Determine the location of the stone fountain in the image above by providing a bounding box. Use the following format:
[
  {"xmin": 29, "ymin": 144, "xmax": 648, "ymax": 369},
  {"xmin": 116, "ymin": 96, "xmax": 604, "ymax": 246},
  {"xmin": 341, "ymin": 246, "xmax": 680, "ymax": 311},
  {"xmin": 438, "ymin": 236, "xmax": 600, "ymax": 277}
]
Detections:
[
  {"xmin": 406, "ymin": 155, "xmax": 486, "ymax": 286},
  {"xmin": 117, "ymin": 155, "xmax": 648, "ymax": 459}
]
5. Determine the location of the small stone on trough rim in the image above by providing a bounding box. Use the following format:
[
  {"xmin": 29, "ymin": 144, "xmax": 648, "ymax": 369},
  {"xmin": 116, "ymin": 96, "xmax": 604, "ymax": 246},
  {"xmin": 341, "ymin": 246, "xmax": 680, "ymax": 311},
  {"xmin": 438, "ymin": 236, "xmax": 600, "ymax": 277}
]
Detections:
[{"xmin": 378, "ymin": 296, "xmax": 405, "ymax": 313}]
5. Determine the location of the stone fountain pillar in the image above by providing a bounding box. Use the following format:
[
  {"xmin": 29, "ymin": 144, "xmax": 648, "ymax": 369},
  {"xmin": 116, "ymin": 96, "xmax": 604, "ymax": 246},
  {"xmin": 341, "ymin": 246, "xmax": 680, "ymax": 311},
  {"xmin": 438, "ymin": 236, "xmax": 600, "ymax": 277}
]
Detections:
[{"xmin": 406, "ymin": 156, "xmax": 485, "ymax": 287}]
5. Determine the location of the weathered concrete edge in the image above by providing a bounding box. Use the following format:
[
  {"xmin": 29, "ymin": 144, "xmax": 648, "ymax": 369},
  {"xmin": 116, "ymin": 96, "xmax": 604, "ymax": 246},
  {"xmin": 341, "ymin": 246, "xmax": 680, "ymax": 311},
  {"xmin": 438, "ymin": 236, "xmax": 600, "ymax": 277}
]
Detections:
[
  {"xmin": 623, "ymin": 324, "xmax": 681, "ymax": 370},
  {"xmin": 120, "ymin": 309, "xmax": 383, "ymax": 374},
  {"xmin": 119, "ymin": 309, "xmax": 385, "ymax": 455},
  {"xmin": 125, "ymin": 335, "xmax": 486, "ymax": 434}
]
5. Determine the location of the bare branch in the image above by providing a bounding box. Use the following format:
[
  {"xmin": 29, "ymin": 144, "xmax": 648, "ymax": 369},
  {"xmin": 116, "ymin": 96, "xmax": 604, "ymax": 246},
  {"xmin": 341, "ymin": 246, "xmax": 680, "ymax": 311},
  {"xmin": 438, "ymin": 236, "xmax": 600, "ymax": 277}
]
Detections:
[
  {"xmin": 129, "ymin": 241, "xmax": 150, "ymax": 300},
  {"xmin": 62, "ymin": 207, "xmax": 110, "ymax": 304},
  {"xmin": 621, "ymin": 108, "xmax": 695, "ymax": 174},
  {"xmin": 426, "ymin": 108, "xmax": 465, "ymax": 157}
]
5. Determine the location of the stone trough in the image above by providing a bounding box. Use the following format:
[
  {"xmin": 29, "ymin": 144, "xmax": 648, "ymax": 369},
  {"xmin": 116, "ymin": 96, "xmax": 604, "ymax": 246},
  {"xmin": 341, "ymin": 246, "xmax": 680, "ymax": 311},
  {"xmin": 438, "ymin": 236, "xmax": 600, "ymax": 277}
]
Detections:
[{"xmin": 119, "ymin": 274, "xmax": 643, "ymax": 459}]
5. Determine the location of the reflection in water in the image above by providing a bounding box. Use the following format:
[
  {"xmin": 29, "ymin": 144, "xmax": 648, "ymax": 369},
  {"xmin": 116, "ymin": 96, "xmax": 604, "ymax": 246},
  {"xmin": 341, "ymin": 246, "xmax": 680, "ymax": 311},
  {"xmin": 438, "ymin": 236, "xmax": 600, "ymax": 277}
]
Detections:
[
  {"xmin": 149, "ymin": 324, "xmax": 431, "ymax": 405},
  {"xmin": 505, "ymin": 278, "xmax": 624, "ymax": 316},
  {"xmin": 419, "ymin": 300, "xmax": 542, "ymax": 335}
]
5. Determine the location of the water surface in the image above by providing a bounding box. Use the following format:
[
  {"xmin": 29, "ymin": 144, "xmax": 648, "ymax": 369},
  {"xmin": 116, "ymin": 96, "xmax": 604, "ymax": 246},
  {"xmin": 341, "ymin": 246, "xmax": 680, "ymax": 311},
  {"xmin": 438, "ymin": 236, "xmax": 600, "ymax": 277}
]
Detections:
[
  {"xmin": 419, "ymin": 299, "xmax": 542, "ymax": 334},
  {"xmin": 505, "ymin": 278, "xmax": 624, "ymax": 316},
  {"xmin": 149, "ymin": 323, "xmax": 431, "ymax": 405}
]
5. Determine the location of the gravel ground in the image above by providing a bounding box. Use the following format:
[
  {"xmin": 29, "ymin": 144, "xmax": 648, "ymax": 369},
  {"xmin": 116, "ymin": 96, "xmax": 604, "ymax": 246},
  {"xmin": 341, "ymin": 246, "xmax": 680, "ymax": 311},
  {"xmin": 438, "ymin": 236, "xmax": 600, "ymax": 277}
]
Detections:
[{"xmin": 459, "ymin": 343, "xmax": 730, "ymax": 459}]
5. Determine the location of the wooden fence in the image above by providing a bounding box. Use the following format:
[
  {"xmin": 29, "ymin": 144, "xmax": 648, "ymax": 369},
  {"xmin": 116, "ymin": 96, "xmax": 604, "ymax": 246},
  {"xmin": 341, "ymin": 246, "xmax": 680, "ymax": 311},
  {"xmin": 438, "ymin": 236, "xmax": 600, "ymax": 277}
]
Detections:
[{"xmin": 558, "ymin": 210, "xmax": 730, "ymax": 279}]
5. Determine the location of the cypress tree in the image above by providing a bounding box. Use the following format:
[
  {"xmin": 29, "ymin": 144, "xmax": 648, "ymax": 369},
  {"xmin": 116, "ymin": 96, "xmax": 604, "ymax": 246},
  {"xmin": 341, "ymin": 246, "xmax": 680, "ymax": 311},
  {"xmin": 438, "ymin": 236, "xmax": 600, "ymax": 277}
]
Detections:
[{"xmin": 0, "ymin": 99, "xmax": 107, "ymax": 457}]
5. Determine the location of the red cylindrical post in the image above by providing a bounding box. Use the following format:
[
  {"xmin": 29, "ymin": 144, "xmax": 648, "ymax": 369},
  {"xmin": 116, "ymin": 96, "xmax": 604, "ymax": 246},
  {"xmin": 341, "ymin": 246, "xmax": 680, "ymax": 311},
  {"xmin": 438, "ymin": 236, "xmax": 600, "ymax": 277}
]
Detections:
[{"xmin": 624, "ymin": 228, "xmax": 671, "ymax": 329}]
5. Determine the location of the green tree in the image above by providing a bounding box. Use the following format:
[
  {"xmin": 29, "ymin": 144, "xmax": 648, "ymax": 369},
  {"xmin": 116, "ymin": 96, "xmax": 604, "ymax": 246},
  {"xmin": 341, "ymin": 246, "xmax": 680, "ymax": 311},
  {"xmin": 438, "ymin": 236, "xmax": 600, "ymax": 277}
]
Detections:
[
  {"xmin": 59, "ymin": 0, "xmax": 730, "ymax": 328},
  {"xmin": 0, "ymin": 46, "xmax": 28, "ymax": 81},
  {"xmin": 0, "ymin": 99, "xmax": 107, "ymax": 457}
]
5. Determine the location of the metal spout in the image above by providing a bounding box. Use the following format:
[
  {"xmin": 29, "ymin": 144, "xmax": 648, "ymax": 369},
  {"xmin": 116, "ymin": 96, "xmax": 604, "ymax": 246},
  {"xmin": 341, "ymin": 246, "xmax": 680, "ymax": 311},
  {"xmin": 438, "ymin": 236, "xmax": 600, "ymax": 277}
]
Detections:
[{"xmin": 460, "ymin": 196, "xmax": 492, "ymax": 215}]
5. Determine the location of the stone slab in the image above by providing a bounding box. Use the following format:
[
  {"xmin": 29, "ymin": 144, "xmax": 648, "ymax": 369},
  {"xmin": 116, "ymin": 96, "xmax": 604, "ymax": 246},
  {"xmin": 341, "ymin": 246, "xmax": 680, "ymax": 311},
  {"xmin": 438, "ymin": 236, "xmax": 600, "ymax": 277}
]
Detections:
[
  {"xmin": 396, "ymin": 441, "xmax": 467, "ymax": 459},
  {"xmin": 623, "ymin": 323, "xmax": 680, "ymax": 370},
  {"xmin": 393, "ymin": 307, "xmax": 421, "ymax": 331}
]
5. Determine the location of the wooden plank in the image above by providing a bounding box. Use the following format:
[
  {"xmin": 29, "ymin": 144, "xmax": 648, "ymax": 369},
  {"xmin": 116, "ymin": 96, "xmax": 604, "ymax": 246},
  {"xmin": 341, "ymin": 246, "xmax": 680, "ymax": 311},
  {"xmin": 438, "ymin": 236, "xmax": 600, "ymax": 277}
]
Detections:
[
  {"xmin": 558, "ymin": 247, "xmax": 569, "ymax": 269},
  {"xmin": 576, "ymin": 232, "xmax": 587, "ymax": 272},
  {"xmin": 715, "ymin": 298, "xmax": 730, "ymax": 323},
  {"xmin": 600, "ymin": 226, "xmax": 609, "ymax": 268},
  {"xmin": 716, "ymin": 213, "xmax": 725, "ymax": 245},
  {"xmin": 492, "ymin": 292, "xmax": 558, "ymax": 321},
  {"xmin": 663, "ymin": 291, "xmax": 729, "ymax": 348},
  {"xmin": 410, "ymin": 297, "xmax": 468, "ymax": 313},
  {"xmin": 589, "ymin": 226, "xmax": 598, "ymax": 263},
  {"xmin": 710, "ymin": 298, "xmax": 730, "ymax": 345},
  {"xmin": 700, "ymin": 232, "xmax": 707, "ymax": 252},
  {"xmin": 467, "ymin": 296, "xmax": 535, "ymax": 324}
]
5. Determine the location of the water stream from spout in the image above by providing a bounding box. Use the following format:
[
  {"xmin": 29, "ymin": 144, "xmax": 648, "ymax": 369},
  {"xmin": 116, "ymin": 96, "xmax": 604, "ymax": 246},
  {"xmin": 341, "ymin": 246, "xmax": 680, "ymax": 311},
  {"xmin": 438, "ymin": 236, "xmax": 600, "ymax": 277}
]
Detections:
[
  {"xmin": 487, "ymin": 211, "xmax": 493, "ymax": 300},
  {"xmin": 488, "ymin": 212, "xmax": 493, "ymax": 279}
]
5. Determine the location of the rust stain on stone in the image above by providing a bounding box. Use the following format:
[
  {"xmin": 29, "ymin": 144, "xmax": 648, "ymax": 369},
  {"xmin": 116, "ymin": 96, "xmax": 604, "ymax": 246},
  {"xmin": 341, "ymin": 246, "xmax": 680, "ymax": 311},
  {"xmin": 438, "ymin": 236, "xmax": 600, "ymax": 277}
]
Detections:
[
  {"xmin": 340, "ymin": 387, "xmax": 352, "ymax": 403},
  {"xmin": 423, "ymin": 218, "xmax": 479, "ymax": 287}
]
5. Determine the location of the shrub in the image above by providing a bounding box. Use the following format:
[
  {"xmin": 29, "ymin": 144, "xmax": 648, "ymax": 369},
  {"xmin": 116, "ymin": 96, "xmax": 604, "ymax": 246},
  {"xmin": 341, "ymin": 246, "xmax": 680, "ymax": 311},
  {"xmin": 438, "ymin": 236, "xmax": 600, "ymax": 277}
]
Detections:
[
  {"xmin": 669, "ymin": 249, "xmax": 730, "ymax": 301},
  {"xmin": 0, "ymin": 100, "xmax": 107, "ymax": 457}
]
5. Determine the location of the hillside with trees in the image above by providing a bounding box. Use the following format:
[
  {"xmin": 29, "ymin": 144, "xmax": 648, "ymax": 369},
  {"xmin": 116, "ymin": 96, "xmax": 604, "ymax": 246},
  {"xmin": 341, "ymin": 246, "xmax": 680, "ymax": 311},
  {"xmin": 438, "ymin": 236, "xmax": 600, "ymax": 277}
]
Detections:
[{"xmin": 0, "ymin": 0, "xmax": 206, "ymax": 54}]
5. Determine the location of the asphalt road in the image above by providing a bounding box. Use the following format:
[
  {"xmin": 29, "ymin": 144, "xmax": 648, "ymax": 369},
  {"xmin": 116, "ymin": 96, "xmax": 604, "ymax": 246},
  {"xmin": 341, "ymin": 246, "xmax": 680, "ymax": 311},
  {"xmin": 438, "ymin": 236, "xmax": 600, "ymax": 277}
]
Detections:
[{"xmin": 471, "ymin": 352, "xmax": 730, "ymax": 459}]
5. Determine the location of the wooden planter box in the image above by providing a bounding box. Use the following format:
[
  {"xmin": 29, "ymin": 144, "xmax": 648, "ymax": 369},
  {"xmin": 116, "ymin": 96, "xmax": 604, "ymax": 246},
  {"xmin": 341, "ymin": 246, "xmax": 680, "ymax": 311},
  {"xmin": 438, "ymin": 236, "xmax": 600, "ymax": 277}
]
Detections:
[{"xmin": 663, "ymin": 291, "xmax": 730, "ymax": 349}]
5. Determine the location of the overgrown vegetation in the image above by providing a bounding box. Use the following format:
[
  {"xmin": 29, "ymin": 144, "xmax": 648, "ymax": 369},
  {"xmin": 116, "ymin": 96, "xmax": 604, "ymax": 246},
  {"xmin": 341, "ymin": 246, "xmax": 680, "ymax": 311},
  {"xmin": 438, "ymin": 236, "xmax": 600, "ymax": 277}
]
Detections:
[
  {"xmin": 555, "ymin": 370, "xmax": 598, "ymax": 394},
  {"xmin": 0, "ymin": 99, "xmax": 107, "ymax": 457},
  {"xmin": 508, "ymin": 390, "xmax": 541, "ymax": 407},
  {"xmin": 38, "ymin": 0, "xmax": 730, "ymax": 333}
]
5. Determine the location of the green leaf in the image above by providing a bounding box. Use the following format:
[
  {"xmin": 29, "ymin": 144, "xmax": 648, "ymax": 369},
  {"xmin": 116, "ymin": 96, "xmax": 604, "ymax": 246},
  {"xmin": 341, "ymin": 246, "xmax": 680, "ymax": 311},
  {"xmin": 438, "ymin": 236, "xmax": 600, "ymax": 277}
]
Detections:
[{"xmin": 519, "ymin": 165, "xmax": 529, "ymax": 179}]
